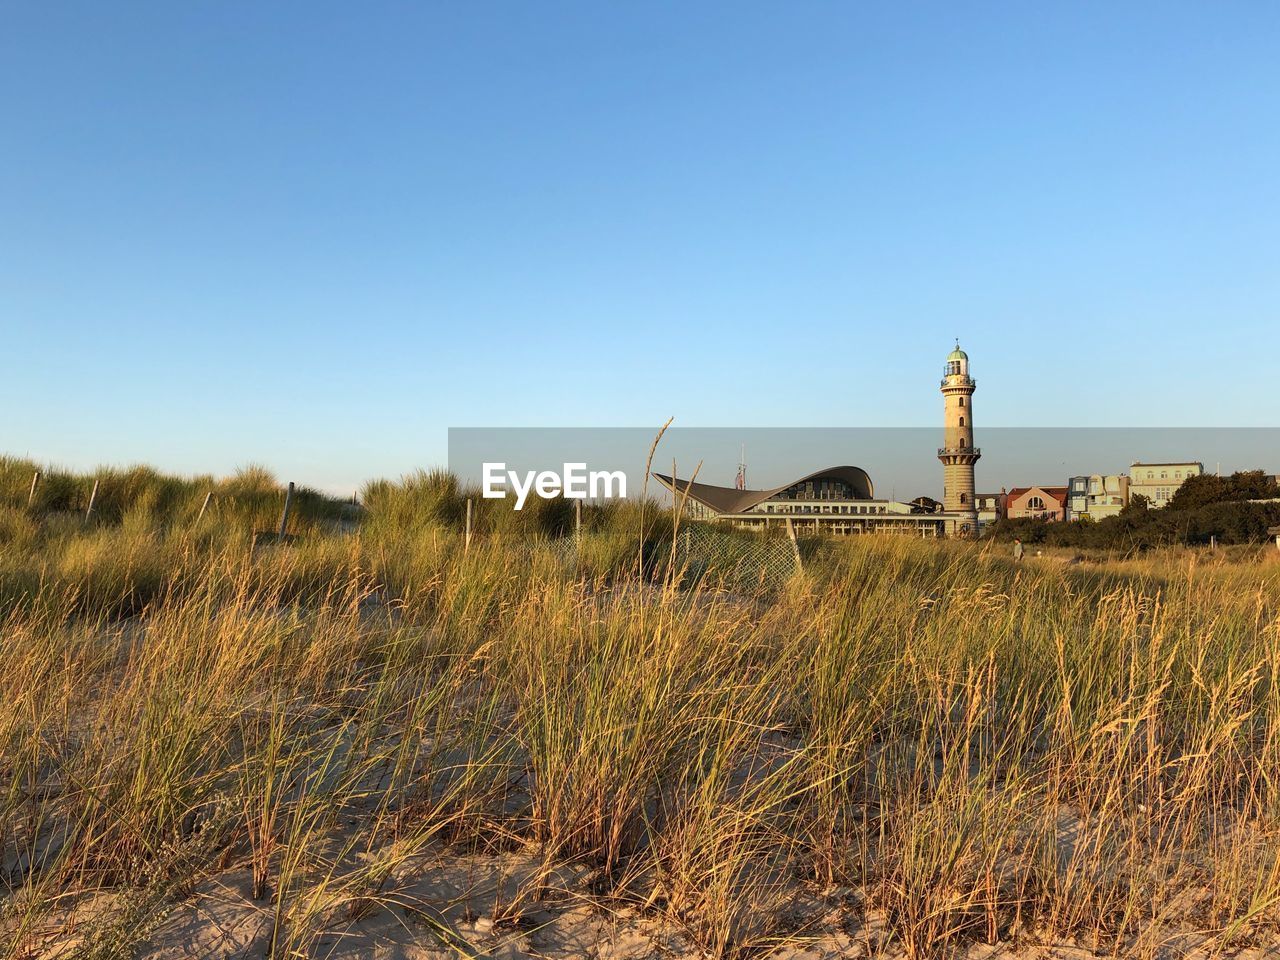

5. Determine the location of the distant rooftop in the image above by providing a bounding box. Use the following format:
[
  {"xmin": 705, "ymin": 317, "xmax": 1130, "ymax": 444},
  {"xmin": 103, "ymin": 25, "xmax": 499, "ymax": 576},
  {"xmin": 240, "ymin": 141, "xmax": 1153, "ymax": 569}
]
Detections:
[{"xmin": 1006, "ymin": 485, "xmax": 1069, "ymax": 503}]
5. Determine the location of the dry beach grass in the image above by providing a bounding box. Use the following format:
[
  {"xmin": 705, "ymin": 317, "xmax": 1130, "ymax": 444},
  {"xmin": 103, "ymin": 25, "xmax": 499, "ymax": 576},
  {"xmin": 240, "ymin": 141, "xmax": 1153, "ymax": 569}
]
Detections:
[{"xmin": 3, "ymin": 460, "xmax": 1280, "ymax": 958}]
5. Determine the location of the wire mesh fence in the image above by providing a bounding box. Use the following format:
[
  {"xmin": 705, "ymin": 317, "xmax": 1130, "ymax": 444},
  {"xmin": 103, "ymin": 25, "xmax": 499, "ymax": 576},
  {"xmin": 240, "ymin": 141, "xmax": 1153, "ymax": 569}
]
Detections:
[
  {"xmin": 473, "ymin": 523, "xmax": 802, "ymax": 591},
  {"xmin": 673, "ymin": 522, "xmax": 802, "ymax": 591}
]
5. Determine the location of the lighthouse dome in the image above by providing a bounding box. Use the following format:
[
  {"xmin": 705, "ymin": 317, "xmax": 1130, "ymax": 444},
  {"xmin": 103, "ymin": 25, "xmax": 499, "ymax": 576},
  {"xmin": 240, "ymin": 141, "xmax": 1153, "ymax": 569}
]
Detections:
[{"xmin": 947, "ymin": 344, "xmax": 968, "ymax": 362}]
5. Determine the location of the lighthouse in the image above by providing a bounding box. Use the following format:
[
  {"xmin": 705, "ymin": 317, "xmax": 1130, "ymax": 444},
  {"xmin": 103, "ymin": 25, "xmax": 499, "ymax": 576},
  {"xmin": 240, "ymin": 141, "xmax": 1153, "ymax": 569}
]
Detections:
[{"xmin": 938, "ymin": 342, "xmax": 980, "ymax": 530}]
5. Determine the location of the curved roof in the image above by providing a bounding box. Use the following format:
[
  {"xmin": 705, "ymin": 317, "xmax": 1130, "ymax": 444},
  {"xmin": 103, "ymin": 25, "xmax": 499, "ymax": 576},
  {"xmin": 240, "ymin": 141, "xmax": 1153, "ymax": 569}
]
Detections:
[
  {"xmin": 947, "ymin": 342, "xmax": 968, "ymax": 361},
  {"xmin": 652, "ymin": 465, "xmax": 875, "ymax": 516}
]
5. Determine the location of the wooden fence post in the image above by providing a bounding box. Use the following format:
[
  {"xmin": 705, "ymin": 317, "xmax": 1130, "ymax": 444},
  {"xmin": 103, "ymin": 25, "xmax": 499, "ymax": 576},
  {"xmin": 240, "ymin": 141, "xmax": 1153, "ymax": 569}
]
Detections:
[
  {"xmin": 465, "ymin": 498, "xmax": 473, "ymax": 553},
  {"xmin": 85, "ymin": 479, "xmax": 99, "ymax": 522},
  {"xmin": 785, "ymin": 517, "xmax": 803, "ymax": 574},
  {"xmin": 197, "ymin": 491, "xmax": 212, "ymax": 523},
  {"xmin": 278, "ymin": 482, "xmax": 295, "ymax": 539},
  {"xmin": 27, "ymin": 471, "xmax": 40, "ymax": 507},
  {"xmin": 575, "ymin": 498, "xmax": 582, "ymax": 542}
]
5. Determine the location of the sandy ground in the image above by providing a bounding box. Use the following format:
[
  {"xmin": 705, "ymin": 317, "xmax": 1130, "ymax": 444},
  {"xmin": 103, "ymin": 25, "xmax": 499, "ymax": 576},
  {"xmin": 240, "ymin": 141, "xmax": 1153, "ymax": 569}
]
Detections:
[{"xmin": 25, "ymin": 841, "xmax": 1280, "ymax": 960}]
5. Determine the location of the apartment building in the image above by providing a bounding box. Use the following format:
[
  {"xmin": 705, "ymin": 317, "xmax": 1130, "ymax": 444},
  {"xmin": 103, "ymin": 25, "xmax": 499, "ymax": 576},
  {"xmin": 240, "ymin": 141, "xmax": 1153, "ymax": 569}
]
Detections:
[
  {"xmin": 1005, "ymin": 486, "xmax": 1069, "ymax": 521},
  {"xmin": 974, "ymin": 491, "xmax": 1004, "ymax": 530},
  {"xmin": 1129, "ymin": 461, "xmax": 1203, "ymax": 508},
  {"xmin": 1066, "ymin": 474, "xmax": 1130, "ymax": 520}
]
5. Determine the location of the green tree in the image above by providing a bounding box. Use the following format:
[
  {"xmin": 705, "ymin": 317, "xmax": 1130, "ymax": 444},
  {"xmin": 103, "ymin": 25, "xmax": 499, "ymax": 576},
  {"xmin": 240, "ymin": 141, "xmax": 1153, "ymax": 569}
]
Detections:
[
  {"xmin": 1121, "ymin": 493, "xmax": 1150, "ymax": 516},
  {"xmin": 1168, "ymin": 470, "xmax": 1280, "ymax": 512}
]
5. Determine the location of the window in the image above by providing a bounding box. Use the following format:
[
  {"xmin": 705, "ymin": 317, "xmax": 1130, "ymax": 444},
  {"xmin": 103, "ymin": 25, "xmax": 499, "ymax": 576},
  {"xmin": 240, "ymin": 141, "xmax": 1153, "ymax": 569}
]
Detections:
[
  {"xmin": 959, "ymin": 438, "xmax": 967, "ymax": 448},
  {"xmin": 959, "ymin": 397, "xmax": 966, "ymax": 407},
  {"xmin": 959, "ymin": 416, "xmax": 965, "ymax": 427},
  {"xmin": 960, "ymin": 493, "xmax": 968, "ymax": 504},
  {"xmin": 1028, "ymin": 496, "xmax": 1046, "ymax": 510}
]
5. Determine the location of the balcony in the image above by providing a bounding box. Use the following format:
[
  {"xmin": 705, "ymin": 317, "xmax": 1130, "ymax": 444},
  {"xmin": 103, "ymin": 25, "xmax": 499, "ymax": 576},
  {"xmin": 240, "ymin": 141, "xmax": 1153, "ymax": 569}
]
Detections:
[
  {"xmin": 940, "ymin": 376, "xmax": 977, "ymax": 389},
  {"xmin": 938, "ymin": 447, "xmax": 982, "ymax": 458}
]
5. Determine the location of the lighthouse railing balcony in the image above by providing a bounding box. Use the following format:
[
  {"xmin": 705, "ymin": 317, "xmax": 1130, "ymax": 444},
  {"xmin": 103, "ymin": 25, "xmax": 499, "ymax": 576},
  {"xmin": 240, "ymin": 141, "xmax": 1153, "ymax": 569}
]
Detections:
[
  {"xmin": 938, "ymin": 446, "xmax": 982, "ymax": 457},
  {"xmin": 940, "ymin": 375, "xmax": 977, "ymax": 388}
]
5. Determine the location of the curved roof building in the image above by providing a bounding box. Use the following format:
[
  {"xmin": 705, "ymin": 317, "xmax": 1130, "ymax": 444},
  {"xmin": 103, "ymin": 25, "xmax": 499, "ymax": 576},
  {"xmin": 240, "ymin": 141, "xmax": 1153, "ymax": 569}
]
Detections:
[
  {"xmin": 652, "ymin": 465, "xmax": 956, "ymax": 537},
  {"xmin": 653, "ymin": 465, "xmax": 873, "ymax": 515}
]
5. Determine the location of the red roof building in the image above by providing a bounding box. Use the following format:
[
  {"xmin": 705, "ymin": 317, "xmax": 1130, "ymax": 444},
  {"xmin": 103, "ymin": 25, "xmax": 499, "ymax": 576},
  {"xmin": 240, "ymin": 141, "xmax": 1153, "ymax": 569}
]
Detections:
[{"xmin": 1004, "ymin": 485, "xmax": 1069, "ymax": 522}]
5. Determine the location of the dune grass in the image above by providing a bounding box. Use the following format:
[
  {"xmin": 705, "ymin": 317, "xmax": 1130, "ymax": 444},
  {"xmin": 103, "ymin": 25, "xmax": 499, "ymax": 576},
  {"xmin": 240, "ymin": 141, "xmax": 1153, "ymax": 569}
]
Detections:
[{"xmin": 2, "ymin": 463, "xmax": 1280, "ymax": 957}]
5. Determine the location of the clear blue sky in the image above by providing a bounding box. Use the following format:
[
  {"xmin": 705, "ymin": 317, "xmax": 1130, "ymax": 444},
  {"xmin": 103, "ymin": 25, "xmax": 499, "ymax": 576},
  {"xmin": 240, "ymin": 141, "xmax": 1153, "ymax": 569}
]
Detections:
[{"xmin": 3, "ymin": 3, "xmax": 1278, "ymax": 493}]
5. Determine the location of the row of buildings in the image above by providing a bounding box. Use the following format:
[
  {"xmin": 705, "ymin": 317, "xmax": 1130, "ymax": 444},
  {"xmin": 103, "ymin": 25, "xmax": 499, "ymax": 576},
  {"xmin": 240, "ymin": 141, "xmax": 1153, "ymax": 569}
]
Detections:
[{"xmin": 992, "ymin": 461, "xmax": 1206, "ymax": 524}]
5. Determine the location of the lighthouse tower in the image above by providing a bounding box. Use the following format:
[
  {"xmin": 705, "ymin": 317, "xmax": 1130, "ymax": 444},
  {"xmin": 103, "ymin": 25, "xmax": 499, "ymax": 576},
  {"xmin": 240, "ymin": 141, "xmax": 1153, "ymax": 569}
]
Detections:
[{"xmin": 938, "ymin": 342, "xmax": 980, "ymax": 528}]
